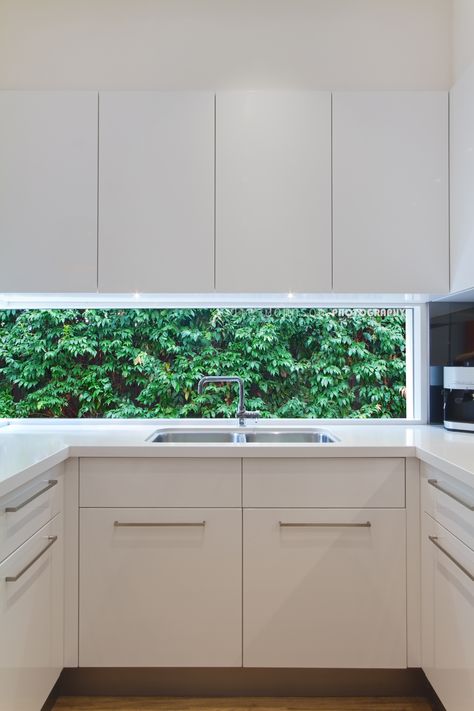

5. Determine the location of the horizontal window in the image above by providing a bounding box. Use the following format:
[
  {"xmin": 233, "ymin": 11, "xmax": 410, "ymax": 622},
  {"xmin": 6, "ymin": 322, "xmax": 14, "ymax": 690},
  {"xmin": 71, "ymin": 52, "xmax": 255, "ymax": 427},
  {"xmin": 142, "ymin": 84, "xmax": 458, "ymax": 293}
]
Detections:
[{"xmin": 0, "ymin": 307, "xmax": 413, "ymax": 420}]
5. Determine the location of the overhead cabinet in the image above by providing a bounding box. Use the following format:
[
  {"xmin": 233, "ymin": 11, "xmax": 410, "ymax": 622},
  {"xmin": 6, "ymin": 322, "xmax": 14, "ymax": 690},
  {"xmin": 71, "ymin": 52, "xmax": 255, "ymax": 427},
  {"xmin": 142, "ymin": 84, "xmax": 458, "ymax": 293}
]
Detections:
[
  {"xmin": 332, "ymin": 92, "xmax": 449, "ymax": 294},
  {"xmin": 98, "ymin": 92, "xmax": 215, "ymax": 292},
  {"xmin": 450, "ymin": 64, "xmax": 474, "ymax": 294},
  {"xmin": 215, "ymin": 92, "xmax": 332, "ymax": 293},
  {"xmin": 0, "ymin": 92, "xmax": 98, "ymax": 292},
  {"xmin": 0, "ymin": 90, "xmax": 449, "ymax": 295}
]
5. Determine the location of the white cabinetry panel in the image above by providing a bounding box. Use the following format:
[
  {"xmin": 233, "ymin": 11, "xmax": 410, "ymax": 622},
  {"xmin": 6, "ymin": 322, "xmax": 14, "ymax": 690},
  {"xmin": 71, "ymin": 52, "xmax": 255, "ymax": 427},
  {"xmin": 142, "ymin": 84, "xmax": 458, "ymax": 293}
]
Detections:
[
  {"xmin": 0, "ymin": 465, "xmax": 63, "ymax": 564},
  {"xmin": 98, "ymin": 92, "xmax": 214, "ymax": 293},
  {"xmin": 243, "ymin": 508, "xmax": 406, "ymax": 668},
  {"xmin": 0, "ymin": 515, "xmax": 64, "ymax": 711},
  {"xmin": 450, "ymin": 64, "xmax": 474, "ymax": 293},
  {"xmin": 243, "ymin": 457, "xmax": 405, "ymax": 508},
  {"xmin": 0, "ymin": 92, "xmax": 98, "ymax": 293},
  {"xmin": 422, "ymin": 514, "xmax": 474, "ymax": 711},
  {"xmin": 79, "ymin": 457, "xmax": 241, "ymax": 508},
  {"xmin": 79, "ymin": 508, "xmax": 242, "ymax": 667},
  {"xmin": 216, "ymin": 92, "xmax": 332, "ymax": 293},
  {"xmin": 333, "ymin": 92, "xmax": 448, "ymax": 293}
]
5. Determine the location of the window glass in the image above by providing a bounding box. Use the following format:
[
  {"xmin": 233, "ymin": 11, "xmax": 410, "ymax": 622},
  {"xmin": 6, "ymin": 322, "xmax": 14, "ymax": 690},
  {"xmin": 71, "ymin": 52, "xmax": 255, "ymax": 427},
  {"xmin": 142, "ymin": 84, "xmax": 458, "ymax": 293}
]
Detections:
[{"xmin": 0, "ymin": 308, "xmax": 408, "ymax": 419}]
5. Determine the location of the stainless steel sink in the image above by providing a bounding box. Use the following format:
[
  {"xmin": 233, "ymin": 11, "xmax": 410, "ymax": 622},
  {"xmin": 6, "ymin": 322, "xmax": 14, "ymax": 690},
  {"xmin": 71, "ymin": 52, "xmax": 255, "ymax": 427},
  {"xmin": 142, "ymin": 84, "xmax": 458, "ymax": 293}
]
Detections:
[
  {"xmin": 148, "ymin": 428, "xmax": 337, "ymax": 444},
  {"xmin": 243, "ymin": 430, "xmax": 336, "ymax": 443},
  {"xmin": 149, "ymin": 430, "xmax": 246, "ymax": 443}
]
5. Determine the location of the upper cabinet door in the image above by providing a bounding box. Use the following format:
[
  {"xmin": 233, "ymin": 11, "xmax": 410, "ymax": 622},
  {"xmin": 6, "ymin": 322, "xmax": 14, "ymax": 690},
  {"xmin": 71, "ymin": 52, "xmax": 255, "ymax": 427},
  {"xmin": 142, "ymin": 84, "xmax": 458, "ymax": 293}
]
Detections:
[
  {"xmin": 450, "ymin": 66, "xmax": 474, "ymax": 294},
  {"xmin": 216, "ymin": 92, "xmax": 332, "ymax": 293},
  {"xmin": 98, "ymin": 92, "xmax": 214, "ymax": 293},
  {"xmin": 0, "ymin": 92, "xmax": 98, "ymax": 292},
  {"xmin": 333, "ymin": 92, "xmax": 448, "ymax": 294}
]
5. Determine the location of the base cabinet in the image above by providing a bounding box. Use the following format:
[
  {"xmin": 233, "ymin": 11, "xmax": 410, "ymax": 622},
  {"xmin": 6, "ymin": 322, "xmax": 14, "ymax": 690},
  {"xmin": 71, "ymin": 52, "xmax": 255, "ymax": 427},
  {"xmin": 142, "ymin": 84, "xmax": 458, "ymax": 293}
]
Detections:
[
  {"xmin": 422, "ymin": 513, "xmax": 474, "ymax": 711},
  {"xmin": 0, "ymin": 515, "xmax": 64, "ymax": 711},
  {"xmin": 79, "ymin": 508, "xmax": 242, "ymax": 667},
  {"xmin": 243, "ymin": 508, "xmax": 407, "ymax": 668}
]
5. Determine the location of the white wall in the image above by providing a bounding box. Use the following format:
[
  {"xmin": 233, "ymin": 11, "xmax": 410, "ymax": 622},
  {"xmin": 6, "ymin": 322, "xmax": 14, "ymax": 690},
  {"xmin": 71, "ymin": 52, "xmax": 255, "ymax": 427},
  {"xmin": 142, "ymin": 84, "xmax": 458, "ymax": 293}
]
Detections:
[
  {"xmin": 453, "ymin": 0, "xmax": 474, "ymax": 81},
  {"xmin": 0, "ymin": 0, "xmax": 452, "ymax": 90}
]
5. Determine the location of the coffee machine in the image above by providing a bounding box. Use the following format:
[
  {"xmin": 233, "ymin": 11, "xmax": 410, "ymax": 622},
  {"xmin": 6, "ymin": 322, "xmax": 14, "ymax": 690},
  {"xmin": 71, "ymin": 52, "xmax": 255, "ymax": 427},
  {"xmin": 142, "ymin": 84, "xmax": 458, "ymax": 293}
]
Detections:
[{"xmin": 443, "ymin": 366, "xmax": 474, "ymax": 432}]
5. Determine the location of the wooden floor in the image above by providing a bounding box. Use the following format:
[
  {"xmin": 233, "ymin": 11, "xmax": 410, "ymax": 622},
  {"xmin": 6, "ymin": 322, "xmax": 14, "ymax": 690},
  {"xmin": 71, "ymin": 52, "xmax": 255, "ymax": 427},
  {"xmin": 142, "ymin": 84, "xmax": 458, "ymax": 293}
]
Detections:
[{"xmin": 52, "ymin": 697, "xmax": 435, "ymax": 711}]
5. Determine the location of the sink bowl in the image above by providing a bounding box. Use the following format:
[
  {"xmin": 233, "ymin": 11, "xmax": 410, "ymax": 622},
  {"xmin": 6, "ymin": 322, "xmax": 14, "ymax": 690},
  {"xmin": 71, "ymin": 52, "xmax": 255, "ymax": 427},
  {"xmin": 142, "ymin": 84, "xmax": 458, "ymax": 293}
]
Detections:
[
  {"xmin": 149, "ymin": 430, "xmax": 245, "ymax": 443},
  {"xmin": 148, "ymin": 428, "xmax": 337, "ymax": 444},
  {"xmin": 243, "ymin": 430, "xmax": 336, "ymax": 443}
]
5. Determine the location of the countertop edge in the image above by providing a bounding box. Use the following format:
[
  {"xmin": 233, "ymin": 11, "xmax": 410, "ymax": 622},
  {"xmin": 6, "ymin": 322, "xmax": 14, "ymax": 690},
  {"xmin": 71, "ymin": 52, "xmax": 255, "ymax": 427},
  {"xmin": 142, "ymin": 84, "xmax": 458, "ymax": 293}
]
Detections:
[{"xmin": 0, "ymin": 446, "xmax": 69, "ymax": 499}]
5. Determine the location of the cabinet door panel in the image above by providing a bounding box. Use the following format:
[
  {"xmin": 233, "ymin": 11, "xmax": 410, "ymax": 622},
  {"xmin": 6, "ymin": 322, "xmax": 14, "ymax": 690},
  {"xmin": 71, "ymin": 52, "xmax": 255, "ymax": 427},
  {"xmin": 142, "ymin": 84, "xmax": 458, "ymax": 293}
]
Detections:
[
  {"xmin": 422, "ymin": 514, "xmax": 474, "ymax": 711},
  {"xmin": 79, "ymin": 508, "xmax": 242, "ymax": 667},
  {"xmin": 0, "ymin": 92, "xmax": 98, "ymax": 292},
  {"xmin": 99, "ymin": 92, "xmax": 214, "ymax": 292},
  {"xmin": 243, "ymin": 508, "xmax": 406, "ymax": 668},
  {"xmin": 333, "ymin": 92, "xmax": 448, "ymax": 293},
  {"xmin": 216, "ymin": 92, "xmax": 332, "ymax": 293},
  {"xmin": 0, "ymin": 515, "xmax": 64, "ymax": 711},
  {"xmin": 451, "ymin": 64, "xmax": 474, "ymax": 293}
]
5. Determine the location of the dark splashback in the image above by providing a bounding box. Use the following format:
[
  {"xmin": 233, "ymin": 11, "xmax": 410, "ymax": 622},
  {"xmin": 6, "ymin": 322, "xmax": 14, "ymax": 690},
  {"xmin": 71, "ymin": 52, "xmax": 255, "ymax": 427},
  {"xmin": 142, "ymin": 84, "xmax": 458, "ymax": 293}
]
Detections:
[{"xmin": 429, "ymin": 302, "xmax": 474, "ymax": 423}]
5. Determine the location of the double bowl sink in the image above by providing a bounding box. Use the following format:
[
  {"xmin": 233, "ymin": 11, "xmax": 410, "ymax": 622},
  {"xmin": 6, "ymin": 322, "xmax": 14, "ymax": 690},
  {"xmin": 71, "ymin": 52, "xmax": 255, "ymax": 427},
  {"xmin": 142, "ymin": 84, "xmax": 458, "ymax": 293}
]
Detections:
[{"xmin": 148, "ymin": 428, "xmax": 337, "ymax": 444}]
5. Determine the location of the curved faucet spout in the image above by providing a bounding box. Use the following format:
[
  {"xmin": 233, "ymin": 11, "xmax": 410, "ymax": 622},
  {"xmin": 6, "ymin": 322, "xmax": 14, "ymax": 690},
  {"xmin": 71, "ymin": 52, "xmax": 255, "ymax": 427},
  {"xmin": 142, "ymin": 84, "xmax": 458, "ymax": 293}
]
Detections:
[{"xmin": 197, "ymin": 376, "xmax": 260, "ymax": 426}]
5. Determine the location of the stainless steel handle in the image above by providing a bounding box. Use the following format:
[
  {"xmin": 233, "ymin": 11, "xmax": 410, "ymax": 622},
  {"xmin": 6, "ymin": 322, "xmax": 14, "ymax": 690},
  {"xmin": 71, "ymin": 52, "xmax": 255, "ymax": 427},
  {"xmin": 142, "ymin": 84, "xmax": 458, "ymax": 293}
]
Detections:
[
  {"xmin": 5, "ymin": 536, "xmax": 58, "ymax": 583},
  {"xmin": 427, "ymin": 479, "xmax": 474, "ymax": 511},
  {"xmin": 429, "ymin": 535, "xmax": 474, "ymax": 581},
  {"xmin": 114, "ymin": 521, "xmax": 206, "ymax": 527},
  {"xmin": 5, "ymin": 480, "xmax": 58, "ymax": 513},
  {"xmin": 279, "ymin": 521, "xmax": 371, "ymax": 528}
]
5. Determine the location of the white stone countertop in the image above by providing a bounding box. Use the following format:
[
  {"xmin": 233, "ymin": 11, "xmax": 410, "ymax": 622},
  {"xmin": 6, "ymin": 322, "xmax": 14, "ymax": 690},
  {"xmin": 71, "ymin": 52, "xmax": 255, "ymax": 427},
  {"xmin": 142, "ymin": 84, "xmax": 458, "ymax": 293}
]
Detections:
[{"xmin": 1, "ymin": 421, "xmax": 474, "ymax": 498}]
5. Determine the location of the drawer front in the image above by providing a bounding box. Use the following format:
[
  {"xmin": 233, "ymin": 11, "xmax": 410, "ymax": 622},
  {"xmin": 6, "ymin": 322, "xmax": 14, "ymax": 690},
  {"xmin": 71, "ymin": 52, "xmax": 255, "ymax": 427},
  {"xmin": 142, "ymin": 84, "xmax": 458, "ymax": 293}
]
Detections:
[
  {"xmin": 422, "ymin": 463, "xmax": 474, "ymax": 550},
  {"xmin": 0, "ymin": 465, "xmax": 63, "ymax": 563},
  {"xmin": 243, "ymin": 458, "xmax": 405, "ymax": 508},
  {"xmin": 80, "ymin": 458, "xmax": 241, "ymax": 507},
  {"xmin": 422, "ymin": 513, "xmax": 474, "ymax": 711},
  {"xmin": 0, "ymin": 514, "xmax": 64, "ymax": 711}
]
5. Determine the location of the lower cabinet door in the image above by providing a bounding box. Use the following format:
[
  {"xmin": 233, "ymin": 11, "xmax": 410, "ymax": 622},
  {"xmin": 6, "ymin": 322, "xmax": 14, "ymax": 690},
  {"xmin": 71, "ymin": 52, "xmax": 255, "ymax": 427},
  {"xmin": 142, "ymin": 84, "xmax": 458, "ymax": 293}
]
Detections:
[
  {"xmin": 243, "ymin": 508, "xmax": 406, "ymax": 668},
  {"xmin": 422, "ymin": 513, "xmax": 474, "ymax": 711},
  {"xmin": 79, "ymin": 508, "xmax": 242, "ymax": 667},
  {"xmin": 0, "ymin": 515, "xmax": 64, "ymax": 711}
]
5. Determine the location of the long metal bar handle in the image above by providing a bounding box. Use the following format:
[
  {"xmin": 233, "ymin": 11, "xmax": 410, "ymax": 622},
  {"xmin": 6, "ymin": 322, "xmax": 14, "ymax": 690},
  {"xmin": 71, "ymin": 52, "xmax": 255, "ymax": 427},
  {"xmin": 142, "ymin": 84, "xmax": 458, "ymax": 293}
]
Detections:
[
  {"xmin": 427, "ymin": 479, "xmax": 474, "ymax": 511},
  {"xmin": 114, "ymin": 521, "xmax": 206, "ymax": 527},
  {"xmin": 429, "ymin": 535, "xmax": 474, "ymax": 582},
  {"xmin": 5, "ymin": 480, "xmax": 58, "ymax": 513},
  {"xmin": 279, "ymin": 521, "xmax": 371, "ymax": 528},
  {"xmin": 5, "ymin": 536, "xmax": 58, "ymax": 583}
]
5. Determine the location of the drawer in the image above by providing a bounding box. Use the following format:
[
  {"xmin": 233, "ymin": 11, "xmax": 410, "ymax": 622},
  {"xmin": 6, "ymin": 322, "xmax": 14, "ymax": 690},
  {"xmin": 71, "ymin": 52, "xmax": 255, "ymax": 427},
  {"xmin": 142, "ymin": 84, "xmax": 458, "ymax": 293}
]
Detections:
[
  {"xmin": 243, "ymin": 458, "xmax": 405, "ymax": 508},
  {"xmin": 422, "ymin": 463, "xmax": 474, "ymax": 550},
  {"xmin": 80, "ymin": 458, "xmax": 241, "ymax": 507},
  {"xmin": 0, "ymin": 465, "xmax": 63, "ymax": 563},
  {"xmin": 0, "ymin": 514, "xmax": 64, "ymax": 711},
  {"xmin": 422, "ymin": 513, "xmax": 474, "ymax": 711}
]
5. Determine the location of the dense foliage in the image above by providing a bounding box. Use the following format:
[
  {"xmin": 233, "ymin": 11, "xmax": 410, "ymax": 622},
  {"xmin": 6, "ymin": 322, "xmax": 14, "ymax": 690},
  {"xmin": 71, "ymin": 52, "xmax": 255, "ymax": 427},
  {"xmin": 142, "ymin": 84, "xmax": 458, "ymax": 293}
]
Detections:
[{"xmin": 0, "ymin": 308, "xmax": 406, "ymax": 419}]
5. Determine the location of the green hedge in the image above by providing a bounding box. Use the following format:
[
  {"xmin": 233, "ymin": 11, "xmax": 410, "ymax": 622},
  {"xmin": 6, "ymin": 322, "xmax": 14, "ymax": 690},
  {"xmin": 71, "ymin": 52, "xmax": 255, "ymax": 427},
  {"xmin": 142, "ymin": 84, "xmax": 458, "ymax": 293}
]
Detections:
[{"xmin": 0, "ymin": 308, "xmax": 406, "ymax": 419}]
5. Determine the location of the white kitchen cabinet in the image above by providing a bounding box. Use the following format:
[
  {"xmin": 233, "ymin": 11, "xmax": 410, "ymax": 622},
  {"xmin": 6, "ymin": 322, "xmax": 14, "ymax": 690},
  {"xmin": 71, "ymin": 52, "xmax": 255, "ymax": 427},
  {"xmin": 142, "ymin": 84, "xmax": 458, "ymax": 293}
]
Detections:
[
  {"xmin": 79, "ymin": 507, "xmax": 242, "ymax": 667},
  {"xmin": 0, "ymin": 466, "xmax": 63, "ymax": 564},
  {"xmin": 243, "ymin": 508, "xmax": 406, "ymax": 668},
  {"xmin": 79, "ymin": 457, "xmax": 241, "ymax": 508},
  {"xmin": 333, "ymin": 92, "xmax": 448, "ymax": 293},
  {"xmin": 421, "ymin": 463, "xmax": 474, "ymax": 552},
  {"xmin": 0, "ymin": 515, "xmax": 64, "ymax": 711},
  {"xmin": 98, "ymin": 92, "xmax": 214, "ymax": 293},
  {"xmin": 450, "ymin": 64, "xmax": 474, "ymax": 294},
  {"xmin": 0, "ymin": 92, "xmax": 98, "ymax": 293},
  {"xmin": 243, "ymin": 457, "xmax": 405, "ymax": 508},
  {"xmin": 216, "ymin": 91, "xmax": 332, "ymax": 293},
  {"xmin": 422, "ymin": 513, "xmax": 474, "ymax": 711}
]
